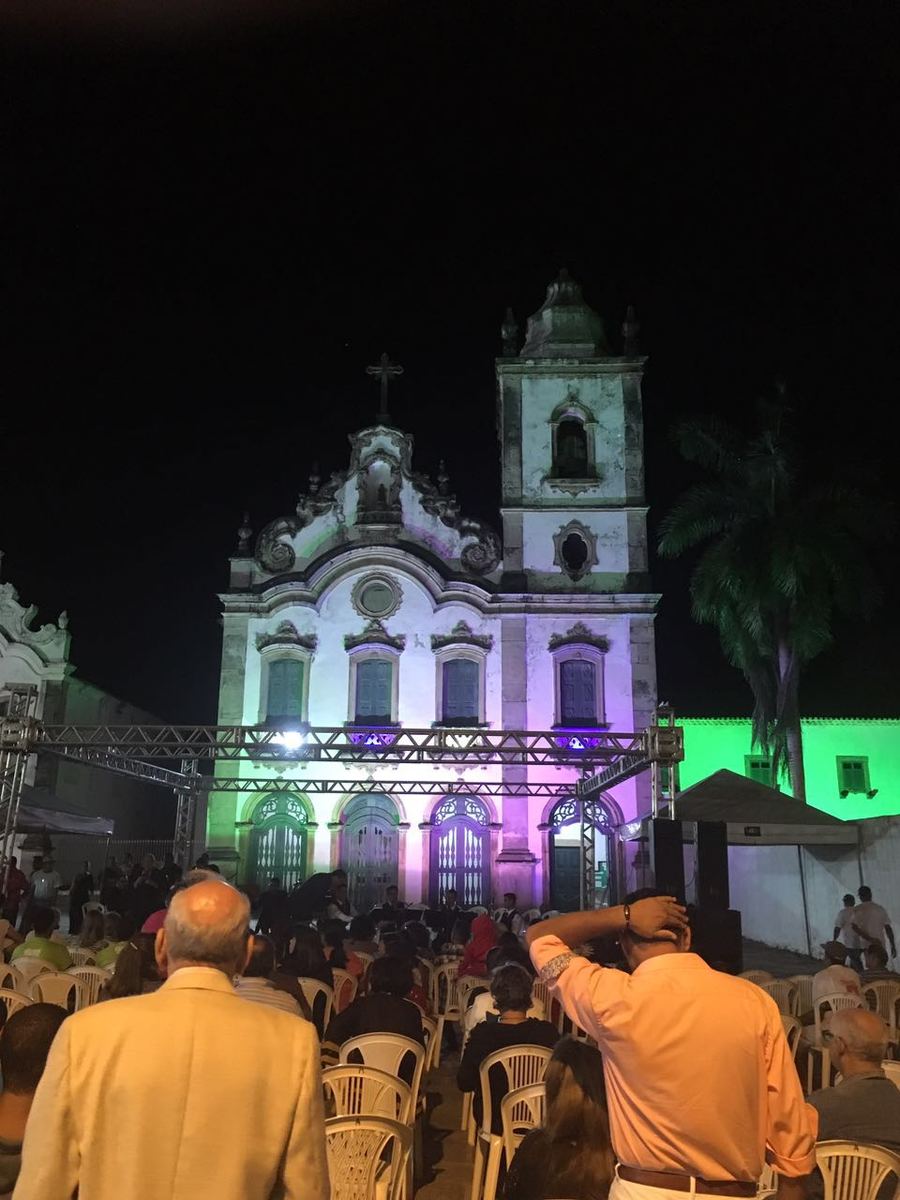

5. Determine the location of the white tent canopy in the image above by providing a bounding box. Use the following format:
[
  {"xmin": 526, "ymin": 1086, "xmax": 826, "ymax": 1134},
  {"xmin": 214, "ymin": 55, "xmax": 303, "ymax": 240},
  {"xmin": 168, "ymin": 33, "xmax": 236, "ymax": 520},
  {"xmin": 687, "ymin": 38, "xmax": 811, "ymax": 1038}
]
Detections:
[{"xmin": 13, "ymin": 784, "xmax": 114, "ymax": 837}]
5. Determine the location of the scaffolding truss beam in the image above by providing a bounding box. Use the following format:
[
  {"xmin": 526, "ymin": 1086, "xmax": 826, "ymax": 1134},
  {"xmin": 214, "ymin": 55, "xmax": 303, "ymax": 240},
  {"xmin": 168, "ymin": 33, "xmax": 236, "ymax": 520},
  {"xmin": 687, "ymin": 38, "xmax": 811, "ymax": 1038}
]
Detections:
[{"xmin": 208, "ymin": 777, "xmax": 595, "ymax": 798}]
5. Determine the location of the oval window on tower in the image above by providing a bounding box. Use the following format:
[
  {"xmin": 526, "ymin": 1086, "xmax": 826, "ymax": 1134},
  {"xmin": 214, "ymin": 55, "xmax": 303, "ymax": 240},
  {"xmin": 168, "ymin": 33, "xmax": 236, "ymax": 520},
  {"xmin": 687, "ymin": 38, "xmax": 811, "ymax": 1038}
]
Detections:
[
  {"xmin": 561, "ymin": 533, "xmax": 589, "ymax": 576},
  {"xmin": 352, "ymin": 574, "xmax": 402, "ymax": 619}
]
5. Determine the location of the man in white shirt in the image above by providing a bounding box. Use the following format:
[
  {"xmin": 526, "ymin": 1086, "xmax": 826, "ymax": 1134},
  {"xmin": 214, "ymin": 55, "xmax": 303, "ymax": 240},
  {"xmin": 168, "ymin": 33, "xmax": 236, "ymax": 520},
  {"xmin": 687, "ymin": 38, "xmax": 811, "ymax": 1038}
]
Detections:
[
  {"xmin": 852, "ymin": 886, "xmax": 896, "ymax": 960},
  {"xmin": 30, "ymin": 859, "xmax": 62, "ymax": 907},
  {"xmin": 812, "ymin": 941, "xmax": 862, "ymax": 1006},
  {"xmin": 833, "ymin": 893, "xmax": 863, "ymax": 969},
  {"xmin": 494, "ymin": 892, "xmax": 525, "ymax": 938}
]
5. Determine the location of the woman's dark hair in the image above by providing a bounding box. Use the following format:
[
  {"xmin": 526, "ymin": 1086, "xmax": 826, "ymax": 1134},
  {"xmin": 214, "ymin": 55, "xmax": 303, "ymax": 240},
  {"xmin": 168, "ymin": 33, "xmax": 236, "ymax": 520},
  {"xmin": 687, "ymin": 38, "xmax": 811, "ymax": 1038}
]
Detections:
[
  {"xmin": 538, "ymin": 1037, "xmax": 615, "ymax": 1199},
  {"xmin": 284, "ymin": 925, "xmax": 329, "ymax": 976},
  {"xmin": 348, "ymin": 914, "xmax": 375, "ymax": 942},
  {"xmin": 449, "ymin": 918, "xmax": 469, "ymax": 945},
  {"xmin": 486, "ymin": 933, "xmax": 534, "ymax": 976},
  {"xmin": 370, "ymin": 955, "xmax": 413, "ymax": 997},
  {"xmin": 319, "ymin": 919, "xmax": 349, "ymax": 969},
  {"xmin": 490, "ymin": 963, "xmax": 533, "ymax": 1013},
  {"xmin": 103, "ymin": 912, "xmax": 123, "ymax": 942},
  {"xmin": 106, "ymin": 933, "xmax": 160, "ymax": 1000},
  {"xmin": 404, "ymin": 921, "xmax": 431, "ymax": 953}
]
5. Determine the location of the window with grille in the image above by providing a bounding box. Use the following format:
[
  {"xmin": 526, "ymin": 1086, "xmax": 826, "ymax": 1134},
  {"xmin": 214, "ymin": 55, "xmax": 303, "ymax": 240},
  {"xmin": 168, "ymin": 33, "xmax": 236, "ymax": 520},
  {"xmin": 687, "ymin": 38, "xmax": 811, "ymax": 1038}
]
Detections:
[
  {"xmin": 744, "ymin": 756, "xmax": 774, "ymax": 786},
  {"xmin": 266, "ymin": 659, "xmax": 304, "ymax": 723},
  {"xmin": 354, "ymin": 658, "xmax": 393, "ymax": 723},
  {"xmin": 837, "ymin": 757, "xmax": 870, "ymax": 794},
  {"xmin": 441, "ymin": 658, "xmax": 480, "ymax": 724},
  {"xmin": 559, "ymin": 659, "xmax": 597, "ymax": 724}
]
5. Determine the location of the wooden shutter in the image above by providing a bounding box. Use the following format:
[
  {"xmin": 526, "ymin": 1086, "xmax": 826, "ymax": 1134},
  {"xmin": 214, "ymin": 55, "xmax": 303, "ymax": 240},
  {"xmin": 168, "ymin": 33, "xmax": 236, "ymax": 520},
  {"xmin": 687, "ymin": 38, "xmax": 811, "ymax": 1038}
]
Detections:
[
  {"xmin": 267, "ymin": 660, "xmax": 303, "ymax": 721},
  {"xmin": 442, "ymin": 659, "xmax": 479, "ymax": 722},
  {"xmin": 560, "ymin": 660, "xmax": 596, "ymax": 723},
  {"xmin": 355, "ymin": 660, "xmax": 393, "ymax": 721},
  {"xmin": 841, "ymin": 760, "xmax": 867, "ymax": 793}
]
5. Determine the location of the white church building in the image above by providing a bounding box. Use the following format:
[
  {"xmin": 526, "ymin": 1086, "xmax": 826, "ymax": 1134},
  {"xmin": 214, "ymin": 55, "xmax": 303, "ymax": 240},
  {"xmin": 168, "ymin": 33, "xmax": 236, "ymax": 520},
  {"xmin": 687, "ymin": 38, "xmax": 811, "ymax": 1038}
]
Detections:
[{"xmin": 207, "ymin": 271, "xmax": 659, "ymax": 911}]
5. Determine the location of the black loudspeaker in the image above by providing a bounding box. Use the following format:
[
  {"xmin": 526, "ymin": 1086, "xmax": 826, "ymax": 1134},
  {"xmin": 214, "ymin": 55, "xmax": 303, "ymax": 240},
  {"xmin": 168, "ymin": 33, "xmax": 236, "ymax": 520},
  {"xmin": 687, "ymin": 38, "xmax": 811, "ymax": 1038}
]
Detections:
[
  {"xmin": 696, "ymin": 820, "xmax": 730, "ymax": 910},
  {"xmin": 649, "ymin": 818, "xmax": 685, "ymax": 901},
  {"xmin": 691, "ymin": 907, "xmax": 743, "ymax": 975}
]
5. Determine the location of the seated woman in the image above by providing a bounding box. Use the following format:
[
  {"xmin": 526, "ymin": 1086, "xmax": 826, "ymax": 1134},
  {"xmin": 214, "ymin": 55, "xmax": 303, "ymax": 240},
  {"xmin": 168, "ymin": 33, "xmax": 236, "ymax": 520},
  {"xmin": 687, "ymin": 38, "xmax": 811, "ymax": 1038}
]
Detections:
[
  {"xmin": 464, "ymin": 953, "xmax": 546, "ymax": 1035},
  {"xmin": 323, "ymin": 955, "xmax": 425, "ymax": 1078},
  {"xmin": 281, "ymin": 925, "xmax": 334, "ymax": 989},
  {"xmin": 344, "ymin": 914, "xmax": 379, "ymax": 959},
  {"xmin": 458, "ymin": 913, "xmax": 499, "ymax": 979},
  {"xmin": 383, "ymin": 936, "xmax": 431, "ymax": 1015},
  {"xmin": 457, "ymin": 964, "xmax": 558, "ymax": 1135},
  {"xmin": 504, "ymin": 1038, "xmax": 614, "ymax": 1200},
  {"xmin": 101, "ymin": 933, "xmax": 162, "ymax": 1000},
  {"xmin": 95, "ymin": 913, "xmax": 136, "ymax": 969},
  {"xmin": 320, "ymin": 918, "xmax": 364, "ymax": 980}
]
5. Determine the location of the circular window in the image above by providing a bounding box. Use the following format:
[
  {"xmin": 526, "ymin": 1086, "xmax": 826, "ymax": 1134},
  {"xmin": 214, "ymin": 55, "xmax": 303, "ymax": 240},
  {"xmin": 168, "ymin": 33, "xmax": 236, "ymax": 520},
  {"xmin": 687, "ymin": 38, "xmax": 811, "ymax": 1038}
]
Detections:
[{"xmin": 352, "ymin": 574, "xmax": 402, "ymax": 619}]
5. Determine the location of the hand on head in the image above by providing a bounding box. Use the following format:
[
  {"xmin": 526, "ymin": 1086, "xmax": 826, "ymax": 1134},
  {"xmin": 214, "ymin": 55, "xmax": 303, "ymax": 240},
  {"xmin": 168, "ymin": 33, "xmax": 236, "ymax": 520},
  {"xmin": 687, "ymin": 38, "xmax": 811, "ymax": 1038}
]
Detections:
[{"xmin": 628, "ymin": 895, "xmax": 689, "ymax": 942}]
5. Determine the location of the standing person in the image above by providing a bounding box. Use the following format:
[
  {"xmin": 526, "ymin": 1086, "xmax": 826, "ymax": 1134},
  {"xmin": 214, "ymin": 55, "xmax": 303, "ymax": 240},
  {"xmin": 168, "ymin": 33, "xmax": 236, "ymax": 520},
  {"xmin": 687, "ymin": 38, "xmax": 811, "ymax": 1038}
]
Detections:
[
  {"xmin": 14, "ymin": 879, "xmax": 329, "ymax": 1200},
  {"xmin": 161, "ymin": 853, "xmax": 182, "ymax": 890},
  {"xmin": 256, "ymin": 876, "xmax": 289, "ymax": 935},
  {"xmin": 0, "ymin": 1004, "xmax": 67, "ymax": 1198},
  {"xmin": 99, "ymin": 856, "xmax": 122, "ymax": 909},
  {"xmin": 495, "ymin": 892, "xmax": 526, "ymax": 937},
  {"xmin": 289, "ymin": 868, "xmax": 347, "ymax": 922},
  {"xmin": 832, "ymin": 893, "xmax": 863, "ymax": 969},
  {"xmin": 527, "ymin": 892, "xmax": 816, "ymax": 1200},
  {"xmin": 1, "ymin": 858, "xmax": 28, "ymax": 926},
  {"xmin": 67, "ymin": 861, "xmax": 94, "ymax": 937},
  {"xmin": 852, "ymin": 886, "xmax": 896, "ymax": 961}
]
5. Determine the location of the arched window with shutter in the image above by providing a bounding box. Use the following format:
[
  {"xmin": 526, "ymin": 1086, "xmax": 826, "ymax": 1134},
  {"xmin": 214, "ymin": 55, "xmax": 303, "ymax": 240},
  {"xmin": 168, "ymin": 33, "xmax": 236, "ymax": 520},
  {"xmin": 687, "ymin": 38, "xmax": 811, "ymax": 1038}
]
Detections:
[
  {"xmin": 559, "ymin": 659, "xmax": 597, "ymax": 725},
  {"xmin": 354, "ymin": 658, "xmax": 394, "ymax": 723},
  {"xmin": 429, "ymin": 795, "xmax": 490, "ymax": 907},
  {"xmin": 441, "ymin": 658, "xmax": 480, "ymax": 724},
  {"xmin": 265, "ymin": 659, "xmax": 304, "ymax": 724}
]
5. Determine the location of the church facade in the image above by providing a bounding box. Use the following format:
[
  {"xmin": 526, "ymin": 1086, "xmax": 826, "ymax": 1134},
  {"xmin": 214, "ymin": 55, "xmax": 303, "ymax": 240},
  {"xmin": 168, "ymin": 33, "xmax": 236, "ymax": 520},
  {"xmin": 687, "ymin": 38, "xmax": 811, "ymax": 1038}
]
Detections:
[{"xmin": 207, "ymin": 272, "xmax": 659, "ymax": 911}]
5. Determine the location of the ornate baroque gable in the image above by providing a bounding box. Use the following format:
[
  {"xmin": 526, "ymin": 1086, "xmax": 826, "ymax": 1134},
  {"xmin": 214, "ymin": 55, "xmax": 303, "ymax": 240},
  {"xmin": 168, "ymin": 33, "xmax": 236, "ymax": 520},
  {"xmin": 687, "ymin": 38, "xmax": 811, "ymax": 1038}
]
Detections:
[
  {"xmin": 344, "ymin": 619, "xmax": 406, "ymax": 652},
  {"xmin": 548, "ymin": 622, "xmax": 610, "ymax": 652},
  {"xmin": 255, "ymin": 621, "xmax": 318, "ymax": 652},
  {"xmin": 0, "ymin": 581, "xmax": 70, "ymax": 664},
  {"xmin": 431, "ymin": 621, "xmax": 494, "ymax": 652}
]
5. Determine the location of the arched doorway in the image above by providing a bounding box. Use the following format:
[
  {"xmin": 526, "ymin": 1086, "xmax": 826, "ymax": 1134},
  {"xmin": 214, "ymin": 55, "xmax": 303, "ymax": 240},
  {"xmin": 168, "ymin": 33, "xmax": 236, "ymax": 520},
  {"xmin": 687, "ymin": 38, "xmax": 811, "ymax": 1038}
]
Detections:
[
  {"xmin": 429, "ymin": 795, "xmax": 490, "ymax": 908},
  {"xmin": 341, "ymin": 794, "xmax": 399, "ymax": 912},
  {"xmin": 249, "ymin": 793, "xmax": 309, "ymax": 890},
  {"xmin": 548, "ymin": 797, "xmax": 615, "ymax": 911}
]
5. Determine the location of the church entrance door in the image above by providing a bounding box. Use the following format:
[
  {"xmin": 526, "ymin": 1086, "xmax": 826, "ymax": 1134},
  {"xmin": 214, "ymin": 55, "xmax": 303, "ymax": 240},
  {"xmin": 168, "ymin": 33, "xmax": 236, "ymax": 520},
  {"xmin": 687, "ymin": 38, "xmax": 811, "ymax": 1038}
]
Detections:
[
  {"xmin": 249, "ymin": 793, "xmax": 308, "ymax": 890},
  {"xmin": 341, "ymin": 794, "xmax": 399, "ymax": 913},
  {"xmin": 429, "ymin": 795, "xmax": 490, "ymax": 908},
  {"xmin": 548, "ymin": 797, "xmax": 613, "ymax": 911}
]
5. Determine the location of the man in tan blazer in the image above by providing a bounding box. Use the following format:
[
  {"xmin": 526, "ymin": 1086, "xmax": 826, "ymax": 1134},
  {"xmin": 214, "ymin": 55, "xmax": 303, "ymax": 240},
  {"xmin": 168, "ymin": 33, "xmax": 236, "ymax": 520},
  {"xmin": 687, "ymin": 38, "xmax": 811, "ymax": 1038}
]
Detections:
[{"xmin": 14, "ymin": 879, "xmax": 330, "ymax": 1199}]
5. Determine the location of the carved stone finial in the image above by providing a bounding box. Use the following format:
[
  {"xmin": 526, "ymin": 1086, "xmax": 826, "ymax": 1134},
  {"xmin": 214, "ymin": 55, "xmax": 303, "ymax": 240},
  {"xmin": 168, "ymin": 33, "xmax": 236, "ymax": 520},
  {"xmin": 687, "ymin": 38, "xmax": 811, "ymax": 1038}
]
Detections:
[
  {"xmin": 622, "ymin": 305, "xmax": 640, "ymax": 355},
  {"xmin": 58, "ymin": 610, "xmax": 69, "ymax": 630},
  {"xmin": 308, "ymin": 462, "xmax": 320, "ymax": 495},
  {"xmin": 500, "ymin": 306, "xmax": 519, "ymax": 355},
  {"xmin": 236, "ymin": 512, "xmax": 253, "ymax": 554},
  {"xmin": 437, "ymin": 459, "xmax": 450, "ymax": 496}
]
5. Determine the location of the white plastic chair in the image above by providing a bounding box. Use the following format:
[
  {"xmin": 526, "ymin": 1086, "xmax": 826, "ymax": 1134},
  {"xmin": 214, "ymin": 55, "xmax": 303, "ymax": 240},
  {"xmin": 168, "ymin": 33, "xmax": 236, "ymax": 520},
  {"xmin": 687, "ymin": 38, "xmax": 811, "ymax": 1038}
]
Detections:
[
  {"xmin": 0, "ymin": 964, "xmax": 24, "ymax": 992},
  {"xmin": 432, "ymin": 961, "xmax": 461, "ymax": 1062},
  {"xmin": 808, "ymin": 992, "xmax": 865, "ymax": 1092},
  {"xmin": 82, "ymin": 901, "xmax": 106, "ymax": 916},
  {"xmin": 781, "ymin": 1014, "xmax": 802, "ymax": 1060},
  {"xmin": 332, "ymin": 968, "xmax": 359, "ymax": 1013},
  {"xmin": 420, "ymin": 1015, "xmax": 438, "ymax": 1071},
  {"xmin": 757, "ymin": 1163, "xmax": 778, "ymax": 1198},
  {"xmin": 10, "ymin": 958, "xmax": 56, "ymax": 986},
  {"xmin": 761, "ymin": 979, "xmax": 799, "ymax": 1016},
  {"xmin": 66, "ymin": 965, "xmax": 110, "ymax": 1007},
  {"xmin": 30, "ymin": 972, "xmax": 87, "ymax": 1012},
  {"xmin": 458, "ymin": 975, "xmax": 488, "ymax": 1022},
  {"xmin": 0, "ymin": 988, "xmax": 34, "ymax": 1019},
  {"xmin": 740, "ymin": 970, "xmax": 775, "ymax": 985},
  {"xmin": 788, "ymin": 974, "xmax": 815, "ymax": 1016},
  {"xmin": 500, "ymin": 1082, "xmax": 546, "ymax": 1165},
  {"xmin": 354, "ymin": 951, "xmax": 374, "ymax": 973},
  {"xmin": 863, "ymin": 981, "xmax": 900, "ymax": 1040},
  {"xmin": 323, "ymin": 1064, "xmax": 413, "ymax": 1124},
  {"xmin": 70, "ymin": 947, "xmax": 98, "ymax": 968},
  {"xmin": 881, "ymin": 1060, "xmax": 900, "ymax": 1089},
  {"xmin": 339, "ymin": 1033, "xmax": 426, "ymax": 1126},
  {"xmin": 297, "ymin": 977, "xmax": 334, "ymax": 1039},
  {"xmin": 815, "ymin": 1140, "xmax": 900, "ymax": 1200},
  {"xmin": 469, "ymin": 1043, "xmax": 553, "ymax": 1200},
  {"xmin": 325, "ymin": 1115, "xmax": 412, "ymax": 1200}
]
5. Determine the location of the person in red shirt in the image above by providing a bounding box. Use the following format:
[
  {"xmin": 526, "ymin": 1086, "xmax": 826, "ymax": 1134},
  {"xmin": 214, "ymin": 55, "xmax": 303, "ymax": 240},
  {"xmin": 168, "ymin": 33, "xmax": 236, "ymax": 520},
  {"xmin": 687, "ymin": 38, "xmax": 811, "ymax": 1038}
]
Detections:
[{"xmin": 2, "ymin": 857, "xmax": 29, "ymax": 925}]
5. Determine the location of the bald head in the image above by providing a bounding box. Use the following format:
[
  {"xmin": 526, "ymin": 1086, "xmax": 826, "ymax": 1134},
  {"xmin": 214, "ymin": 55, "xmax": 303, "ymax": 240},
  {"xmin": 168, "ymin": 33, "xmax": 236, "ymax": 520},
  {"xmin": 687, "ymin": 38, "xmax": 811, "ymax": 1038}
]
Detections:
[
  {"xmin": 827, "ymin": 1007, "xmax": 889, "ymax": 1067},
  {"xmin": 159, "ymin": 880, "xmax": 251, "ymax": 977}
]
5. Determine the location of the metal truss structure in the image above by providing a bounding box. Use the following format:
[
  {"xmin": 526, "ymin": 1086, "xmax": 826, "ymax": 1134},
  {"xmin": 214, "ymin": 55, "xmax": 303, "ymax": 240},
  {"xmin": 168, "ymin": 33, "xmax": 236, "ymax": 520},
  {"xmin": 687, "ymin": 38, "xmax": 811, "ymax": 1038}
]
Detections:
[{"xmin": 1, "ymin": 685, "xmax": 683, "ymax": 906}]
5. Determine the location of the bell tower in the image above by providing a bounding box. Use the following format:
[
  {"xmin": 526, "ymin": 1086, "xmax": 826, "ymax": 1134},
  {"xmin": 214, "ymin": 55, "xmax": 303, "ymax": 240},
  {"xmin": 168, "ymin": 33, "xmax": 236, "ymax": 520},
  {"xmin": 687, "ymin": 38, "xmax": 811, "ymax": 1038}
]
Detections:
[{"xmin": 496, "ymin": 269, "xmax": 650, "ymax": 595}]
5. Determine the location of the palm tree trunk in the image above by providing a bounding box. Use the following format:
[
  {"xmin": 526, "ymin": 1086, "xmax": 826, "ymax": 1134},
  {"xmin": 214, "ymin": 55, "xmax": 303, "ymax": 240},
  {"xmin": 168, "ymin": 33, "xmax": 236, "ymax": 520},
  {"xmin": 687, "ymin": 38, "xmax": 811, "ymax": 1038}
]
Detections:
[
  {"xmin": 785, "ymin": 719, "xmax": 807, "ymax": 803},
  {"xmin": 776, "ymin": 636, "xmax": 806, "ymax": 803}
]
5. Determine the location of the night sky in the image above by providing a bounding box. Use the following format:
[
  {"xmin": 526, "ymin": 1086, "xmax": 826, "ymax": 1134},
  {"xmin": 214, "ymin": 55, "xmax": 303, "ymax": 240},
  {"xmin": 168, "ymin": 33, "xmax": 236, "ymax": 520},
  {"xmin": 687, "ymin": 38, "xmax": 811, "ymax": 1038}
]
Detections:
[{"xmin": 2, "ymin": 1, "xmax": 898, "ymax": 724}]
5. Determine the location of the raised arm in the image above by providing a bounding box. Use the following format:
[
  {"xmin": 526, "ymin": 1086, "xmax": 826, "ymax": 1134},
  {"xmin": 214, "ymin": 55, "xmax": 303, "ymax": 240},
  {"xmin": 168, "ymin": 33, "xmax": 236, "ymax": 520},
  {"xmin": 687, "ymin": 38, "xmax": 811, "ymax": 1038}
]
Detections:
[{"xmin": 524, "ymin": 895, "xmax": 687, "ymax": 951}]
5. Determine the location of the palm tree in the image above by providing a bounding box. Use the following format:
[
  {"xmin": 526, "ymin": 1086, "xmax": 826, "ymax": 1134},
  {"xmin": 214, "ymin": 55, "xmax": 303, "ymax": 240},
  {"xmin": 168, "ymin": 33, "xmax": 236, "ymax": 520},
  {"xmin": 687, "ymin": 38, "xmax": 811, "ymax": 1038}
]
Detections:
[{"xmin": 657, "ymin": 396, "xmax": 885, "ymax": 802}]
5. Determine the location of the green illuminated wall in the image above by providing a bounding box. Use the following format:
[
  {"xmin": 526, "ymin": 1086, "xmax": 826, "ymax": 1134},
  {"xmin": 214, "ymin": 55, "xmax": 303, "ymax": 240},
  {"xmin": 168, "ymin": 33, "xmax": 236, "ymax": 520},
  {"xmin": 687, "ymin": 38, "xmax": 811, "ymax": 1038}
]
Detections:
[{"xmin": 678, "ymin": 718, "xmax": 900, "ymax": 820}]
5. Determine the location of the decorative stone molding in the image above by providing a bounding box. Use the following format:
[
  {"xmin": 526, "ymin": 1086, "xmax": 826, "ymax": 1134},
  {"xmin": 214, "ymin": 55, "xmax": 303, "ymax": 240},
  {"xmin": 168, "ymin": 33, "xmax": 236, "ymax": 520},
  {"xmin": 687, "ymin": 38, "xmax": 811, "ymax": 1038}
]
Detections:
[
  {"xmin": 431, "ymin": 621, "xmax": 493, "ymax": 652},
  {"xmin": 255, "ymin": 517, "xmax": 300, "ymax": 573},
  {"xmin": 344, "ymin": 619, "xmax": 406, "ymax": 652},
  {"xmin": 351, "ymin": 574, "xmax": 403, "ymax": 620},
  {"xmin": 255, "ymin": 621, "xmax": 318, "ymax": 652},
  {"xmin": 552, "ymin": 521, "xmax": 598, "ymax": 581},
  {"xmin": 548, "ymin": 622, "xmax": 609, "ymax": 652},
  {"xmin": 0, "ymin": 581, "xmax": 70, "ymax": 662}
]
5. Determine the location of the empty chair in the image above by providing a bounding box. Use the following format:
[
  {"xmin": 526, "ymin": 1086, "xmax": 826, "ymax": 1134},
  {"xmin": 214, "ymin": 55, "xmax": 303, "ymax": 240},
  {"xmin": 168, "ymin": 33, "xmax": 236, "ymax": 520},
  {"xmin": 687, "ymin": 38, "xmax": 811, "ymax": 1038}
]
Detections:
[
  {"xmin": 323, "ymin": 1064, "xmax": 413, "ymax": 1124},
  {"xmin": 0, "ymin": 964, "xmax": 24, "ymax": 992},
  {"xmin": 0, "ymin": 988, "xmax": 34, "ymax": 1019},
  {"xmin": 882, "ymin": 1060, "xmax": 900, "ymax": 1089},
  {"xmin": 70, "ymin": 947, "xmax": 98, "ymax": 968},
  {"xmin": 324, "ymin": 1115, "xmax": 412, "ymax": 1200},
  {"xmin": 297, "ymin": 977, "xmax": 334, "ymax": 1039},
  {"xmin": 862, "ymin": 981, "xmax": 900, "ymax": 1040},
  {"xmin": 787, "ymin": 974, "xmax": 815, "ymax": 1017},
  {"xmin": 432, "ymin": 961, "xmax": 461, "ymax": 1061},
  {"xmin": 31, "ymin": 972, "xmax": 87, "ymax": 1012},
  {"xmin": 761, "ymin": 979, "xmax": 798, "ymax": 1017},
  {"xmin": 332, "ymin": 969, "xmax": 358, "ymax": 1014},
  {"xmin": 339, "ymin": 1034, "xmax": 426, "ymax": 1123},
  {"xmin": 740, "ymin": 970, "xmax": 775, "ymax": 985},
  {"xmin": 469, "ymin": 1044, "xmax": 553, "ymax": 1200},
  {"xmin": 420, "ymin": 1015, "xmax": 438, "ymax": 1072},
  {"xmin": 815, "ymin": 1140, "xmax": 900, "ymax": 1200},
  {"xmin": 757, "ymin": 1163, "xmax": 778, "ymax": 1199},
  {"xmin": 500, "ymin": 1082, "xmax": 546, "ymax": 1165},
  {"xmin": 65, "ymin": 965, "xmax": 110, "ymax": 1007},
  {"xmin": 9, "ymin": 958, "xmax": 55, "ymax": 987},
  {"xmin": 781, "ymin": 1014, "xmax": 802, "ymax": 1061}
]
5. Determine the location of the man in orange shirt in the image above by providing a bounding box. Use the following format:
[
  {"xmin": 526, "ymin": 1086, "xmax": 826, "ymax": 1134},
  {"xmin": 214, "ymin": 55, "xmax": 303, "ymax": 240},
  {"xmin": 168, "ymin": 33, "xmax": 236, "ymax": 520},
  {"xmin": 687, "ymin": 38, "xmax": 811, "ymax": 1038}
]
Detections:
[{"xmin": 527, "ymin": 892, "xmax": 816, "ymax": 1200}]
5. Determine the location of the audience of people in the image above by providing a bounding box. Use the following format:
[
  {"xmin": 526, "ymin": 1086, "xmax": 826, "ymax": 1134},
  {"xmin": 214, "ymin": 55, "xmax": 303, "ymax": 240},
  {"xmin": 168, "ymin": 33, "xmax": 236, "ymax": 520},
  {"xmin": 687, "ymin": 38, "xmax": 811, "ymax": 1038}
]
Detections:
[
  {"xmin": 808, "ymin": 1008, "xmax": 900, "ymax": 1151},
  {"xmin": 0, "ymin": 1004, "xmax": 67, "ymax": 1199},
  {"xmin": 10, "ymin": 909, "xmax": 72, "ymax": 971}
]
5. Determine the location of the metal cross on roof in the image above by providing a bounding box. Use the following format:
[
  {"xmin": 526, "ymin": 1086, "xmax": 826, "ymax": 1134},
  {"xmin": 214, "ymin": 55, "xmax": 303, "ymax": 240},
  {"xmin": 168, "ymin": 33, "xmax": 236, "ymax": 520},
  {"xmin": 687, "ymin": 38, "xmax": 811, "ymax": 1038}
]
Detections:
[{"xmin": 366, "ymin": 352, "xmax": 404, "ymax": 423}]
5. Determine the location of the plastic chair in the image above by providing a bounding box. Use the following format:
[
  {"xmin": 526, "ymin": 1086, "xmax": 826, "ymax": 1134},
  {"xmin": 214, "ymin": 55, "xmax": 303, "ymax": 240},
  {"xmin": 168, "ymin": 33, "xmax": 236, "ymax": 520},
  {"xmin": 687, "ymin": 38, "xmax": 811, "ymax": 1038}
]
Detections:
[
  {"xmin": 82, "ymin": 901, "xmax": 106, "ymax": 916},
  {"xmin": 500, "ymin": 1082, "xmax": 546, "ymax": 1165},
  {"xmin": 323, "ymin": 1064, "xmax": 413, "ymax": 1124},
  {"xmin": 0, "ymin": 988, "xmax": 34, "ymax": 1019},
  {"xmin": 761, "ymin": 979, "xmax": 799, "ymax": 1016},
  {"xmin": 297, "ymin": 977, "xmax": 334, "ymax": 1039},
  {"xmin": 458, "ymin": 975, "xmax": 488, "ymax": 1021},
  {"xmin": 740, "ymin": 970, "xmax": 775, "ymax": 985},
  {"xmin": 332, "ymin": 968, "xmax": 359, "ymax": 1013},
  {"xmin": 325, "ymin": 1115, "xmax": 412, "ymax": 1200},
  {"xmin": 339, "ymin": 1034, "xmax": 426, "ymax": 1125},
  {"xmin": 781, "ymin": 1014, "xmax": 802, "ymax": 1060},
  {"xmin": 808, "ymin": 993, "xmax": 865, "ymax": 1092},
  {"xmin": 757, "ymin": 1163, "xmax": 778, "ymax": 1198},
  {"xmin": 31, "ymin": 972, "xmax": 87, "ymax": 1012},
  {"xmin": 880, "ymin": 1060, "xmax": 900, "ymax": 1089},
  {"xmin": 863, "ymin": 981, "xmax": 900, "ymax": 1040},
  {"xmin": 354, "ymin": 951, "xmax": 374, "ymax": 973},
  {"xmin": 815, "ymin": 1140, "xmax": 900, "ymax": 1200},
  {"xmin": 420, "ymin": 1015, "xmax": 438, "ymax": 1071},
  {"xmin": 66, "ymin": 965, "xmax": 111, "ymax": 1007},
  {"xmin": 432, "ymin": 961, "xmax": 461, "ymax": 1063},
  {"xmin": 0, "ymin": 964, "xmax": 23, "ymax": 992},
  {"xmin": 787, "ymin": 974, "xmax": 815, "ymax": 1017},
  {"xmin": 10, "ymin": 957, "xmax": 56, "ymax": 986},
  {"xmin": 469, "ymin": 1043, "xmax": 553, "ymax": 1200},
  {"xmin": 70, "ymin": 947, "xmax": 98, "ymax": 968}
]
